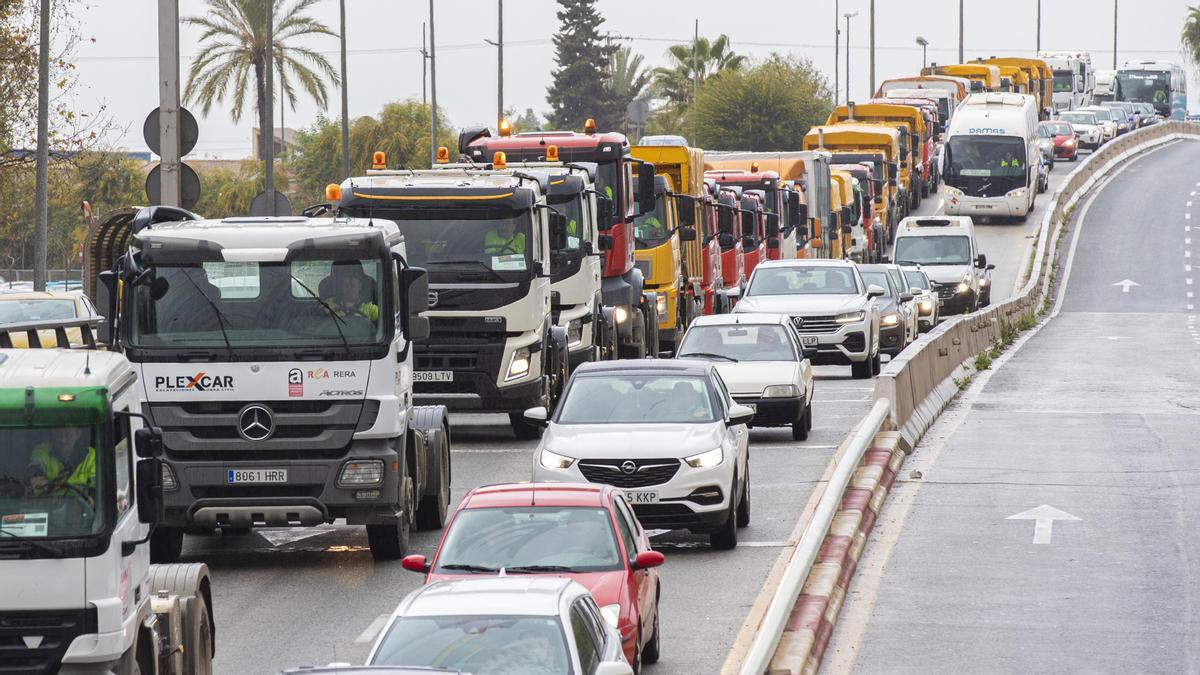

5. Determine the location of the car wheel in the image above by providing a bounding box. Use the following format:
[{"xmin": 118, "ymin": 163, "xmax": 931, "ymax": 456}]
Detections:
[
  {"xmin": 871, "ymin": 349, "xmax": 882, "ymax": 376},
  {"xmin": 709, "ymin": 483, "xmax": 739, "ymax": 550},
  {"xmin": 736, "ymin": 464, "xmax": 750, "ymax": 527},
  {"xmin": 805, "ymin": 400, "xmax": 814, "ymax": 432},
  {"xmin": 791, "ymin": 406, "xmax": 809, "ymax": 441},
  {"xmin": 850, "ymin": 359, "xmax": 872, "ymax": 379},
  {"xmin": 642, "ymin": 599, "xmax": 661, "ymax": 664},
  {"xmin": 632, "ymin": 630, "xmax": 643, "ymax": 674}
]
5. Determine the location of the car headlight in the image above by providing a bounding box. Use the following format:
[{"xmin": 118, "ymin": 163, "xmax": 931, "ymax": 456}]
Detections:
[
  {"xmin": 539, "ymin": 449, "xmax": 574, "ymax": 470},
  {"xmin": 614, "ymin": 305, "xmax": 630, "ymax": 324},
  {"xmin": 881, "ymin": 313, "xmax": 900, "ymax": 327},
  {"xmin": 655, "ymin": 292, "xmax": 669, "ymax": 322},
  {"xmin": 600, "ymin": 604, "xmax": 621, "ymax": 627},
  {"xmin": 956, "ymin": 281, "xmax": 970, "ymax": 294},
  {"xmin": 1064, "ymin": 138, "xmax": 1077, "ymax": 146},
  {"xmin": 979, "ymin": 277, "xmax": 990, "ymax": 287},
  {"xmin": 835, "ymin": 310, "xmax": 866, "ymax": 324},
  {"xmin": 684, "ymin": 447, "xmax": 723, "ymax": 468},
  {"xmin": 506, "ymin": 347, "xmax": 532, "ymax": 381},
  {"xmin": 567, "ymin": 319, "xmax": 583, "ymax": 347},
  {"xmin": 762, "ymin": 384, "xmax": 799, "ymax": 398},
  {"xmin": 917, "ymin": 300, "xmax": 934, "ymax": 315}
]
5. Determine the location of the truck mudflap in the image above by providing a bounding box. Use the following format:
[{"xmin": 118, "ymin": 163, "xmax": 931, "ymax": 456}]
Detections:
[
  {"xmin": 410, "ymin": 405, "xmax": 452, "ymax": 531},
  {"xmin": 148, "ymin": 563, "xmax": 214, "ymax": 674}
]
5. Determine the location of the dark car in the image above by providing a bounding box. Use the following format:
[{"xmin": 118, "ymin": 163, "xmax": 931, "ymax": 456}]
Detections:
[{"xmin": 857, "ymin": 265, "xmax": 912, "ymax": 356}]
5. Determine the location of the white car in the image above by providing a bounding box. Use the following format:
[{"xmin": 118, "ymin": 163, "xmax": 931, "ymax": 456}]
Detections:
[
  {"xmin": 527, "ymin": 359, "xmax": 753, "ymax": 549},
  {"xmin": 733, "ymin": 259, "xmax": 883, "ymax": 380},
  {"xmin": 1058, "ymin": 111, "xmax": 1103, "ymax": 150},
  {"xmin": 366, "ymin": 577, "xmax": 633, "ymax": 675},
  {"xmin": 900, "ymin": 266, "xmax": 940, "ymax": 332},
  {"xmin": 1081, "ymin": 106, "xmax": 1119, "ymax": 142},
  {"xmin": 676, "ymin": 313, "xmax": 815, "ymax": 441}
]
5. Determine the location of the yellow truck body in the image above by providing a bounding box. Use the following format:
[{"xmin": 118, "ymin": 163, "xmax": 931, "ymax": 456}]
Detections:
[
  {"xmin": 922, "ymin": 63, "xmax": 1002, "ymax": 92},
  {"xmin": 803, "ymin": 124, "xmax": 901, "ymax": 237}
]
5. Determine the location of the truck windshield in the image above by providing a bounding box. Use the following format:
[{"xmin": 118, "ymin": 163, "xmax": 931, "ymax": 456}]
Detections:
[
  {"xmin": 1116, "ymin": 71, "xmax": 1171, "ymax": 106},
  {"xmin": 0, "ymin": 426, "xmax": 106, "ymax": 539},
  {"xmin": 894, "ymin": 235, "xmax": 972, "ymax": 265},
  {"xmin": 634, "ymin": 194, "xmax": 670, "ymax": 248},
  {"xmin": 365, "ymin": 207, "xmax": 534, "ymax": 274},
  {"xmin": 1053, "ymin": 70, "xmax": 1074, "ymax": 92},
  {"xmin": 746, "ymin": 266, "xmax": 860, "ymax": 296},
  {"xmin": 943, "ymin": 135, "xmax": 1027, "ymax": 196},
  {"xmin": 130, "ymin": 257, "xmax": 387, "ymax": 348}
]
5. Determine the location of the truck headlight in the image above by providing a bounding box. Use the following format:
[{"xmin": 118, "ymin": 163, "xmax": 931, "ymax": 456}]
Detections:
[
  {"xmin": 614, "ymin": 305, "xmax": 630, "ymax": 324},
  {"xmin": 684, "ymin": 448, "xmax": 723, "ymax": 468},
  {"xmin": 539, "ymin": 448, "xmax": 574, "ymax": 470},
  {"xmin": 956, "ymin": 281, "xmax": 970, "ymax": 294},
  {"xmin": 762, "ymin": 384, "xmax": 799, "ymax": 398},
  {"xmin": 655, "ymin": 292, "xmax": 669, "ymax": 322},
  {"xmin": 835, "ymin": 310, "xmax": 866, "ymax": 324},
  {"xmin": 881, "ymin": 313, "xmax": 900, "ymax": 327},
  {"xmin": 338, "ymin": 459, "xmax": 384, "ymax": 487},
  {"xmin": 567, "ymin": 319, "xmax": 583, "ymax": 347},
  {"xmin": 506, "ymin": 347, "xmax": 531, "ymax": 381},
  {"xmin": 600, "ymin": 604, "xmax": 621, "ymax": 627},
  {"xmin": 162, "ymin": 463, "xmax": 178, "ymax": 491}
]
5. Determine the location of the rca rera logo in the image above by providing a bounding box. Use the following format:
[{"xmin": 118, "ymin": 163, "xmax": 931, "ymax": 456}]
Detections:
[{"xmin": 155, "ymin": 372, "xmax": 234, "ymax": 392}]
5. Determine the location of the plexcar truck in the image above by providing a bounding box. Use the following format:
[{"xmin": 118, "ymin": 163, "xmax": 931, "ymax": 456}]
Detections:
[
  {"xmin": 87, "ymin": 205, "xmax": 451, "ymax": 562},
  {"xmin": 336, "ymin": 162, "xmax": 569, "ymax": 439},
  {"xmin": 0, "ymin": 317, "xmax": 216, "ymax": 674}
]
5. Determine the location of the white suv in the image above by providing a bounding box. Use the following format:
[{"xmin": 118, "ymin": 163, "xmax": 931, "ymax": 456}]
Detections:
[{"xmin": 732, "ymin": 259, "xmax": 883, "ymax": 379}]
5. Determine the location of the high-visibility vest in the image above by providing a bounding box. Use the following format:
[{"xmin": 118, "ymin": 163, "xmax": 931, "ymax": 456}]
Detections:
[
  {"xmin": 485, "ymin": 230, "xmax": 526, "ymax": 254},
  {"xmin": 30, "ymin": 445, "xmax": 96, "ymax": 492}
]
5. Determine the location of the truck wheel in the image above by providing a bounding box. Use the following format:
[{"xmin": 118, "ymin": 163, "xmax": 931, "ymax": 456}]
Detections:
[
  {"xmin": 416, "ymin": 423, "xmax": 451, "ymax": 531},
  {"xmin": 146, "ymin": 563, "xmax": 215, "ymax": 673},
  {"xmin": 150, "ymin": 526, "xmax": 184, "ymax": 564},
  {"xmin": 367, "ymin": 462, "xmax": 412, "ymax": 560},
  {"xmin": 851, "ymin": 359, "xmax": 872, "ymax": 379},
  {"xmin": 188, "ymin": 592, "xmax": 214, "ymax": 675}
]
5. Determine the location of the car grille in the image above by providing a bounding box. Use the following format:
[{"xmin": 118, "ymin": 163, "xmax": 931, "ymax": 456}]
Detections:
[
  {"xmin": 578, "ymin": 458, "xmax": 681, "ymax": 488},
  {"xmin": 930, "ymin": 282, "xmax": 956, "ymax": 300},
  {"xmin": 790, "ymin": 315, "xmax": 842, "ymax": 334},
  {"xmin": 0, "ymin": 609, "xmax": 97, "ymax": 675}
]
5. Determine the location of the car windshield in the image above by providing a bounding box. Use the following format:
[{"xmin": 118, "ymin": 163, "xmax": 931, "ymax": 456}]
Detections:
[
  {"xmin": 746, "ymin": 266, "xmax": 859, "ymax": 296},
  {"xmin": 0, "ymin": 427, "xmax": 106, "ymax": 539},
  {"xmin": 634, "ymin": 193, "xmax": 670, "ymax": 248},
  {"xmin": 1060, "ymin": 113, "xmax": 1096, "ymax": 126},
  {"xmin": 435, "ymin": 506, "xmax": 622, "ymax": 573},
  {"xmin": 1043, "ymin": 123, "xmax": 1072, "ymax": 136},
  {"xmin": 0, "ymin": 299, "xmax": 77, "ymax": 323},
  {"xmin": 887, "ymin": 268, "xmax": 908, "ymax": 294},
  {"xmin": 1088, "ymin": 108, "xmax": 1114, "ymax": 122},
  {"xmin": 371, "ymin": 614, "xmax": 569, "ymax": 675},
  {"xmin": 903, "ymin": 270, "xmax": 930, "ymax": 290},
  {"xmin": 859, "ymin": 271, "xmax": 895, "ymax": 298},
  {"xmin": 895, "ymin": 235, "xmax": 972, "ymax": 266},
  {"xmin": 679, "ymin": 324, "xmax": 797, "ymax": 362},
  {"xmin": 130, "ymin": 257, "xmax": 387, "ymax": 348},
  {"xmin": 557, "ymin": 374, "xmax": 715, "ymax": 424},
  {"xmin": 1037, "ymin": 125, "xmax": 1053, "ymax": 139}
]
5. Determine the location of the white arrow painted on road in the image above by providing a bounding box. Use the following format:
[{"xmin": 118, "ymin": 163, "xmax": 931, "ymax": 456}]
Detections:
[
  {"xmin": 1113, "ymin": 279, "xmax": 1140, "ymax": 293},
  {"xmin": 1006, "ymin": 505, "xmax": 1081, "ymax": 544}
]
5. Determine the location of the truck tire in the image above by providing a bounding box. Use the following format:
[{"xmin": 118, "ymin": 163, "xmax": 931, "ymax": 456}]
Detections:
[
  {"xmin": 150, "ymin": 526, "xmax": 184, "ymax": 564},
  {"xmin": 147, "ymin": 563, "xmax": 215, "ymax": 674},
  {"xmin": 510, "ymin": 411, "xmax": 543, "ymax": 440},
  {"xmin": 412, "ymin": 405, "xmax": 451, "ymax": 531},
  {"xmin": 549, "ymin": 326, "xmax": 569, "ymax": 409},
  {"xmin": 367, "ymin": 459, "xmax": 412, "ymax": 560}
]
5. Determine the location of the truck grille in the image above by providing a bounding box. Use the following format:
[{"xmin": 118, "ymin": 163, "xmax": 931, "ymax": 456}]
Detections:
[
  {"xmin": 791, "ymin": 315, "xmax": 842, "ymax": 334},
  {"xmin": 0, "ymin": 609, "xmax": 96, "ymax": 675},
  {"xmin": 578, "ymin": 458, "xmax": 680, "ymax": 488}
]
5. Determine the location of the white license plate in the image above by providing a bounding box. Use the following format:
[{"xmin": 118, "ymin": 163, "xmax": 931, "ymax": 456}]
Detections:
[
  {"xmin": 623, "ymin": 491, "xmax": 659, "ymax": 504},
  {"xmin": 227, "ymin": 469, "xmax": 288, "ymax": 484},
  {"xmin": 414, "ymin": 371, "xmax": 454, "ymax": 382},
  {"xmin": 801, "ymin": 336, "xmax": 819, "ymax": 347}
]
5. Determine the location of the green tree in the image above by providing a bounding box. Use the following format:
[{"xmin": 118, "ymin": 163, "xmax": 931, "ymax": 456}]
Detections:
[
  {"xmin": 610, "ymin": 45, "xmax": 650, "ymax": 105},
  {"xmin": 1182, "ymin": 6, "xmax": 1200, "ymax": 72},
  {"xmin": 183, "ymin": 0, "xmax": 340, "ymax": 160},
  {"xmin": 546, "ymin": 0, "xmax": 620, "ymax": 131},
  {"xmin": 689, "ymin": 55, "xmax": 833, "ymax": 151},
  {"xmin": 289, "ymin": 100, "xmax": 455, "ymax": 207},
  {"xmin": 192, "ymin": 160, "xmax": 285, "ymax": 217},
  {"xmin": 652, "ymin": 35, "xmax": 745, "ymax": 108}
]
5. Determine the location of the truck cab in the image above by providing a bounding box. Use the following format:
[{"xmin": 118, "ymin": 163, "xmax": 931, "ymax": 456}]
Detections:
[
  {"xmin": 832, "ymin": 162, "xmax": 881, "ymax": 262},
  {"xmin": 804, "ymin": 125, "xmax": 903, "ymax": 245},
  {"xmin": 704, "ymin": 166, "xmax": 796, "ymax": 260},
  {"xmin": 827, "ymin": 102, "xmax": 928, "ymax": 210},
  {"xmin": 698, "ymin": 180, "xmax": 729, "ymax": 315},
  {"xmin": 0, "ymin": 317, "xmax": 216, "ymax": 674},
  {"xmin": 460, "ymin": 122, "xmax": 658, "ymax": 360},
  {"xmin": 88, "ymin": 206, "xmax": 450, "ymax": 562},
  {"xmin": 737, "ymin": 191, "xmax": 768, "ymax": 278},
  {"xmin": 714, "ymin": 186, "xmax": 748, "ymax": 305},
  {"xmin": 629, "ymin": 170, "xmax": 698, "ymax": 355}
]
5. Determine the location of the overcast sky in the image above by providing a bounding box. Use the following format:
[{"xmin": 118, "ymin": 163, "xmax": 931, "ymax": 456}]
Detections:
[{"xmin": 68, "ymin": 0, "xmax": 1199, "ymax": 158}]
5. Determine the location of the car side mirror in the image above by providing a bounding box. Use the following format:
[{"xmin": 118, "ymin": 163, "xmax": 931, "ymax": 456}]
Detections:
[
  {"xmin": 975, "ymin": 253, "xmax": 988, "ymax": 268},
  {"xmin": 900, "ymin": 293, "xmax": 914, "ymax": 302},
  {"xmin": 401, "ymin": 554, "xmax": 430, "ymax": 573},
  {"xmin": 866, "ymin": 284, "xmax": 885, "ymax": 298},
  {"xmin": 727, "ymin": 403, "xmax": 755, "ymax": 427},
  {"xmin": 135, "ymin": 458, "xmax": 164, "ymax": 525},
  {"xmin": 633, "ymin": 550, "xmax": 665, "ymax": 569},
  {"xmin": 909, "ymin": 287, "xmax": 924, "ymax": 296},
  {"xmin": 523, "ymin": 406, "xmax": 549, "ymax": 427},
  {"xmin": 400, "ymin": 266, "xmax": 431, "ymax": 342},
  {"xmin": 134, "ymin": 426, "xmax": 164, "ymax": 459},
  {"xmin": 987, "ymin": 263, "xmax": 996, "ymax": 271},
  {"xmin": 678, "ymin": 226, "xmax": 697, "ymax": 242}
]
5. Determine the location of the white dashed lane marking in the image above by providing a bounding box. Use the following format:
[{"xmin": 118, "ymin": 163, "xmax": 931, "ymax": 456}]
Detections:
[{"xmin": 355, "ymin": 613, "xmax": 391, "ymax": 644}]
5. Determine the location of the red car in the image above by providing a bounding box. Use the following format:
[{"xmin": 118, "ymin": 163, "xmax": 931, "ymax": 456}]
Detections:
[
  {"xmin": 400, "ymin": 482, "xmax": 665, "ymax": 671},
  {"xmin": 1041, "ymin": 120, "xmax": 1079, "ymax": 161}
]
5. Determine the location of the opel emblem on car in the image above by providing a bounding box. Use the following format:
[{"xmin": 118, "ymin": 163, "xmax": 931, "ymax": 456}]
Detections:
[
  {"xmin": 238, "ymin": 404, "xmax": 275, "ymax": 442},
  {"xmin": 621, "ymin": 460, "xmax": 638, "ymax": 475}
]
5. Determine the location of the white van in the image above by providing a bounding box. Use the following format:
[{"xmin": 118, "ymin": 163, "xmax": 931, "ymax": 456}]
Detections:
[
  {"xmin": 941, "ymin": 93, "xmax": 1040, "ymax": 221},
  {"xmin": 891, "ymin": 216, "xmax": 991, "ymax": 315}
]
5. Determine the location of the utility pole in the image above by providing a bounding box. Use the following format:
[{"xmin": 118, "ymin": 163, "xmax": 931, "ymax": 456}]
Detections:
[
  {"xmin": 693, "ymin": 18, "xmax": 699, "ymax": 143},
  {"xmin": 33, "ymin": 0, "xmax": 50, "ymax": 291},
  {"xmin": 834, "ymin": 0, "xmax": 840, "ymax": 104},
  {"xmin": 264, "ymin": 1, "xmax": 275, "ymax": 216},
  {"xmin": 339, "ymin": 0, "xmax": 350, "ymax": 180},
  {"xmin": 1036, "ymin": 0, "xmax": 1042, "ymax": 52},
  {"xmin": 869, "ymin": 0, "xmax": 876, "ymax": 97},
  {"xmin": 156, "ymin": 0, "xmax": 182, "ymax": 212},
  {"xmin": 485, "ymin": 0, "xmax": 504, "ymax": 126},
  {"xmin": 429, "ymin": 0, "xmax": 438, "ymax": 164},
  {"xmin": 420, "ymin": 23, "xmax": 428, "ymax": 105},
  {"xmin": 1112, "ymin": 0, "xmax": 1118, "ymax": 69},
  {"xmin": 958, "ymin": 0, "xmax": 964, "ymax": 63},
  {"xmin": 844, "ymin": 12, "xmax": 858, "ymax": 104}
]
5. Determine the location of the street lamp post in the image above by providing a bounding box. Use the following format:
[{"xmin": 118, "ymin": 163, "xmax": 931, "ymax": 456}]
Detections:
[
  {"xmin": 844, "ymin": 12, "xmax": 858, "ymax": 103},
  {"xmin": 916, "ymin": 36, "xmax": 929, "ymax": 69},
  {"xmin": 834, "ymin": 0, "xmax": 840, "ymax": 105}
]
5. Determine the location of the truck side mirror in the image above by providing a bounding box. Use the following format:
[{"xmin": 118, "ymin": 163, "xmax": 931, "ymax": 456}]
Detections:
[
  {"xmin": 134, "ymin": 426, "xmax": 164, "ymax": 458},
  {"xmin": 400, "ymin": 266, "xmax": 431, "ymax": 341},
  {"xmin": 96, "ymin": 270, "xmax": 117, "ymax": 345},
  {"xmin": 596, "ymin": 234, "xmax": 613, "ymax": 253},
  {"xmin": 765, "ymin": 212, "xmax": 780, "ymax": 237},
  {"xmin": 676, "ymin": 198, "xmax": 696, "ymax": 227},
  {"xmin": 718, "ymin": 232, "xmax": 736, "ymax": 249},
  {"xmin": 766, "ymin": 237, "xmax": 780, "ymax": 249},
  {"xmin": 678, "ymin": 226, "xmax": 697, "ymax": 242},
  {"xmin": 135, "ymin": 458, "xmax": 164, "ymax": 525},
  {"xmin": 636, "ymin": 166, "xmax": 656, "ymax": 216},
  {"xmin": 741, "ymin": 234, "xmax": 757, "ymax": 249},
  {"xmin": 596, "ymin": 195, "xmax": 613, "ymax": 224},
  {"xmin": 548, "ymin": 211, "xmax": 568, "ymax": 251}
]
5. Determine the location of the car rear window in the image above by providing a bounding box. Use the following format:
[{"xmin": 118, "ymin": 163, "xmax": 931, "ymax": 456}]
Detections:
[{"xmin": 0, "ymin": 299, "xmax": 77, "ymax": 323}]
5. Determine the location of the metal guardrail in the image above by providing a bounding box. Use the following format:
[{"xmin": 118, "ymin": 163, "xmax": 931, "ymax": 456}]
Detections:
[{"xmin": 739, "ymin": 121, "xmax": 1200, "ymax": 675}]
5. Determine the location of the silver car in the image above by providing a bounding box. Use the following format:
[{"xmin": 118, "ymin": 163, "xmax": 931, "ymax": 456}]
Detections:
[
  {"xmin": 527, "ymin": 359, "xmax": 753, "ymax": 549},
  {"xmin": 366, "ymin": 577, "xmax": 633, "ymax": 675},
  {"xmin": 901, "ymin": 266, "xmax": 940, "ymax": 332}
]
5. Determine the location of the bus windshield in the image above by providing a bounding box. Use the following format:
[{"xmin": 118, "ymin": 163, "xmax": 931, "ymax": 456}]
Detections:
[
  {"xmin": 1116, "ymin": 71, "xmax": 1171, "ymax": 106},
  {"xmin": 943, "ymin": 135, "xmax": 1027, "ymax": 197}
]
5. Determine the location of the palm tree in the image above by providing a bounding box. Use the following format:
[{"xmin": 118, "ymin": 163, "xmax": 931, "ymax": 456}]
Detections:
[
  {"xmin": 609, "ymin": 46, "xmax": 651, "ymax": 103},
  {"xmin": 184, "ymin": 0, "xmax": 339, "ymax": 159},
  {"xmin": 652, "ymin": 34, "xmax": 745, "ymax": 107},
  {"xmin": 1182, "ymin": 6, "xmax": 1200, "ymax": 71}
]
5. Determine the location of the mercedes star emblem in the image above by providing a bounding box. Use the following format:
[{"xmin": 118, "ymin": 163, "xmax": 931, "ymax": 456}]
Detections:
[
  {"xmin": 620, "ymin": 460, "xmax": 638, "ymax": 475},
  {"xmin": 237, "ymin": 404, "xmax": 275, "ymax": 442}
]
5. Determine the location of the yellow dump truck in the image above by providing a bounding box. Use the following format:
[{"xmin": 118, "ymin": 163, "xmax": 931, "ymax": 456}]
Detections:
[
  {"xmin": 803, "ymin": 124, "xmax": 902, "ymax": 245},
  {"xmin": 826, "ymin": 103, "xmax": 927, "ymax": 211},
  {"xmin": 922, "ymin": 63, "xmax": 1002, "ymax": 93},
  {"xmin": 984, "ymin": 56, "xmax": 1054, "ymax": 117}
]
